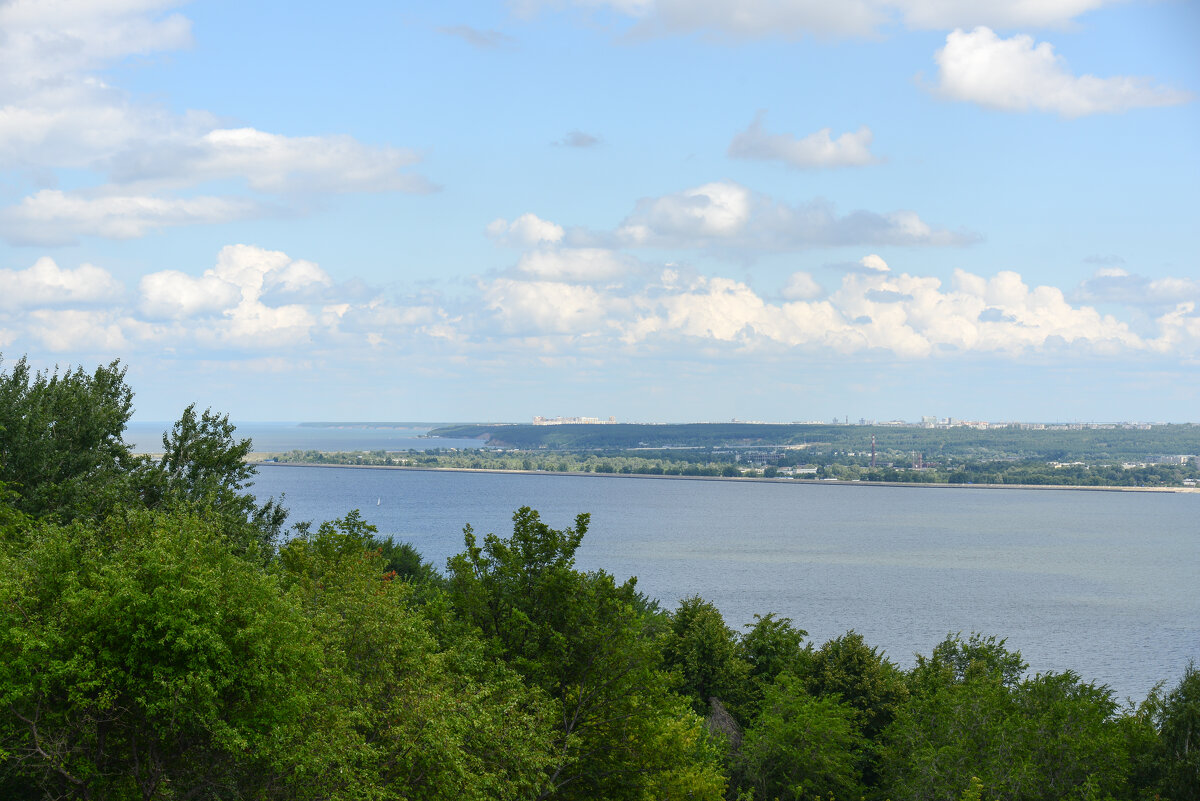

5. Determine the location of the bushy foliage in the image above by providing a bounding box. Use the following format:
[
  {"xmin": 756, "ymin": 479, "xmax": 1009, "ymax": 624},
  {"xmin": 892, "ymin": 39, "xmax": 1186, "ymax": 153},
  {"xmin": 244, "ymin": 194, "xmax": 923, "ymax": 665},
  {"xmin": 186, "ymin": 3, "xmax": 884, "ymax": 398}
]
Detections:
[
  {"xmin": 1157, "ymin": 662, "xmax": 1200, "ymax": 800},
  {"xmin": 740, "ymin": 672, "xmax": 866, "ymax": 801},
  {"xmin": 0, "ymin": 357, "xmax": 134, "ymax": 521},
  {"xmin": 909, "ymin": 631, "xmax": 1028, "ymax": 691},
  {"xmin": 277, "ymin": 512, "xmax": 555, "ymax": 800},
  {"xmin": 881, "ymin": 635, "xmax": 1132, "ymax": 801},
  {"xmin": 662, "ymin": 596, "xmax": 750, "ymax": 716},
  {"xmin": 135, "ymin": 403, "xmax": 288, "ymax": 550},
  {"xmin": 804, "ymin": 630, "xmax": 908, "ymax": 742},
  {"xmin": 738, "ymin": 613, "xmax": 810, "ymax": 721},
  {"xmin": 447, "ymin": 507, "xmax": 726, "ymax": 800},
  {"xmin": 0, "ymin": 509, "xmax": 322, "ymax": 798}
]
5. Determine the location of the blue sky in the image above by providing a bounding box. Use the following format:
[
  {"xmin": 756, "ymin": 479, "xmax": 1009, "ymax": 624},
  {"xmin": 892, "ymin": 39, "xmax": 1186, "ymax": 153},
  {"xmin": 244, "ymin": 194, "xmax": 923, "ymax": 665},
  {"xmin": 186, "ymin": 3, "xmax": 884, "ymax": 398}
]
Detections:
[{"xmin": 1, "ymin": 0, "xmax": 1197, "ymax": 423}]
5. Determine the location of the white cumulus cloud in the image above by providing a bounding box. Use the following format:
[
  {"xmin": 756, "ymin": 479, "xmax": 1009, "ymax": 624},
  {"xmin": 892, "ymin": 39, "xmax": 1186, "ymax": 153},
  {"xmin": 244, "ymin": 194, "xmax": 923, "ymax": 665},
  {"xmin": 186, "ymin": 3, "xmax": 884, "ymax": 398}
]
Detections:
[
  {"xmin": 0, "ymin": 244, "xmax": 458, "ymax": 357},
  {"xmin": 617, "ymin": 182, "xmax": 977, "ymax": 250},
  {"xmin": 484, "ymin": 278, "xmax": 621, "ymax": 335},
  {"xmin": 860, "ymin": 254, "xmax": 890, "ymax": 272},
  {"xmin": 0, "ymin": 190, "xmax": 259, "ymax": 246},
  {"xmin": 617, "ymin": 182, "xmax": 753, "ymax": 244},
  {"xmin": 487, "ymin": 213, "xmax": 566, "ymax": 246},
  {"xmin": 932, "ymin": 27, "xmax": 1192, "ymax": 117},
  {"xmin": 729, "ymin": 113, "xmax": 877, "ymax": 168},
  {"xmin": 894, "ymin": 0, "xmax": 1124, "ymax": 30},
  {"xmin": 0, "ymin": 1, "xmax": 433, "ymax": 245},
  {"xmin": 26, "ymin": 309, "xmax": 128, "ymax": 352},
  {"xmin": 654, "ymin": 276, "xmax": 775, "ymax": 341},
  {"xmin": 138, "ymin": 244, "xmax": 334, "ymax": 351},
  {"xmin": 268, "ymin": 259, "xmax": 335, "ymax": 296},
  {"xmin": 215, "ymin": 301, "xmax": 317, "ymax": 349},
  {"xmin": 0, "ymin": 1, "xmax": 193, "ymax": 93},
  {"xmin": 1076, "ymin": 268, "xmax": 1200, "ymax": 309},
  {"xmin": 6, "ymin": 243, "xmax": 1200, "ymax": 369},
  {"xmin": 0, "ymin": 257, "xmax": 123, "ymax": 308},
  {"xmin": 517, "ymin": 248, "xmax": 637, "ymax": 282},
  {"xmin": 516, "ymin": 0, "xmax": 1125, "ymax": 39},
  {"xmin": 782, "ymin": 271, "xmax": 824, "ymax": 300},
  {"xmin": 139, "ymin": 271, "xmax": 242, "ymax": 319},
  {"xmin": 475, "ymin": 250, "xmax": 1166, "ymax": 360},
  {"xmin": 110, "ymin": 128, "xmax": 432, "ymax": 194}
]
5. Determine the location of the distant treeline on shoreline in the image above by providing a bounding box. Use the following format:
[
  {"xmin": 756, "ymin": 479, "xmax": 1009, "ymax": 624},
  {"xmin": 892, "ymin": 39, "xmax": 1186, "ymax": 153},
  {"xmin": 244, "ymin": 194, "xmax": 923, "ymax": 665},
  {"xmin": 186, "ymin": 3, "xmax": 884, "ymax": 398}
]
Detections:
[
  {"xmin": 261, "ymin": 418, "xmax": 1200, "ymax": 490},
  {"xmin": 251, "ymin": 459, "xmax": 1200, "ymax": 493}
]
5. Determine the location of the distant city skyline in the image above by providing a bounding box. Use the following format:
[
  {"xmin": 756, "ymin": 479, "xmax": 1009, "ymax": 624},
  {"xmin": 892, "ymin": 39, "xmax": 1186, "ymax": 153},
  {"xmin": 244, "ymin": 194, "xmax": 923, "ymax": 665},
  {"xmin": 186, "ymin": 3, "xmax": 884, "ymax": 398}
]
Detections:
[{"xmin": 1, "ymin": 1, "xmax": 1197, "ymax": 423}]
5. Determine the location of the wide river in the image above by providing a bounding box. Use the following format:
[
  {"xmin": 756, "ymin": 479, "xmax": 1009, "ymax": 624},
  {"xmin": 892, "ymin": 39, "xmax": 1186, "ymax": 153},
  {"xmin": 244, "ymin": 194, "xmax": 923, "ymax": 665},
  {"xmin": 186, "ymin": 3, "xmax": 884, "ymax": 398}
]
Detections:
[{"xmin": 249, "ymin": 464, "xmax": 1199, "ymax": 702}]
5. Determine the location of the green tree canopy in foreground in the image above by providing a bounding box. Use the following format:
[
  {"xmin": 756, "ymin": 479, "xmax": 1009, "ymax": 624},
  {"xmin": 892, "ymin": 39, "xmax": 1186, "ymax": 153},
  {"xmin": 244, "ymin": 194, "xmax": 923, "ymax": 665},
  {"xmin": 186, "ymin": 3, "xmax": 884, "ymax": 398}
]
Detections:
[
  {"xmin": 1, "ymin": 354, "xmax": 1197, "ymax": 800},
  {"xmin": 135, "ymin": 403, "xmax": 288, "ymax": 550},
  {"xmin": 0, "ymin": 356, "xmax": 133, "ymax": 521},
  {"xmin": 446, "ymin": 507, "xmax": 725, "ymax": 800},
  {"xmin": 0, "ymin": 509, "xmax": 322, "ymax": 798},
  {"xmin": 740, "ymin": 672, "xmax": 866, "ymax": 801}
]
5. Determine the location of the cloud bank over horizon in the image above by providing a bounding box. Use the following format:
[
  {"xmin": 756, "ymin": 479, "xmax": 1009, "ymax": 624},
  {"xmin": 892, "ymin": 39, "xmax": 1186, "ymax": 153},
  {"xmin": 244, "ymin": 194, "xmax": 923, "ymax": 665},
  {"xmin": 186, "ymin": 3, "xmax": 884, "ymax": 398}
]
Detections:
[{"xmin": 4, "ymin": 242, "xmax": 1197, "ymax": 367}]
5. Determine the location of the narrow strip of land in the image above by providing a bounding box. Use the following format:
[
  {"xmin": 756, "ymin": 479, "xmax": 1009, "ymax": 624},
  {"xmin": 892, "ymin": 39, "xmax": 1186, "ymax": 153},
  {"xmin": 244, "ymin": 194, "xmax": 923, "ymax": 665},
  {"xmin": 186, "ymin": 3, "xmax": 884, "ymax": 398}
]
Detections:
[{"xmin": 249, "ymin": 460, "xmax": 1200, "ymax": 493}]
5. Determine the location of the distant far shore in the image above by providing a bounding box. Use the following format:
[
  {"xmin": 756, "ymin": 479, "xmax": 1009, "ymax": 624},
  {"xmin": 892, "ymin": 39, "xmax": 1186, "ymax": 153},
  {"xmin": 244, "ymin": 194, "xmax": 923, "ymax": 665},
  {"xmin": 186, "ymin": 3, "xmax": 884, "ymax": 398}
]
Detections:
[{"xmin": 247, "ymin": 459, "xmax": 1200, "ymax": 494}]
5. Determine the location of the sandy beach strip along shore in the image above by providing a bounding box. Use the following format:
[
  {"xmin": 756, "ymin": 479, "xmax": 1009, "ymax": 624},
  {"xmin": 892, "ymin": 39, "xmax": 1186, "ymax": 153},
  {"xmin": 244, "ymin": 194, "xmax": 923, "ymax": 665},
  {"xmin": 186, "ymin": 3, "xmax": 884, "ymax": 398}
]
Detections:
[{"xmin": 247, "ymin": 460, "xmax": 1200, "ymax": 494}]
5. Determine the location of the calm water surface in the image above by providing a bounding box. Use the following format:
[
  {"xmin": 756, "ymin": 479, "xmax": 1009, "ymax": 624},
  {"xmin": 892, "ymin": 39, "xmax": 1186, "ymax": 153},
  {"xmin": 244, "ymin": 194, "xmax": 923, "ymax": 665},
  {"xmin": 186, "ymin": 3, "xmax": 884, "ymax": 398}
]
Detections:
[{"xmin": 251, "ymin": 465, "xmax": 1200, "ymax": 702}]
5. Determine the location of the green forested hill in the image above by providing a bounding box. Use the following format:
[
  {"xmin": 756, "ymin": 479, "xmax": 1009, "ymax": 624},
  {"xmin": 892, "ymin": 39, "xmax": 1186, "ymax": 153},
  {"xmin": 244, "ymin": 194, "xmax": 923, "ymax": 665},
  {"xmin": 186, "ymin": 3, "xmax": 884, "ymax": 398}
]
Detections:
[{"xmin": 431, "ymin": 421, "xmax": 1200, "ymax": 460}]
